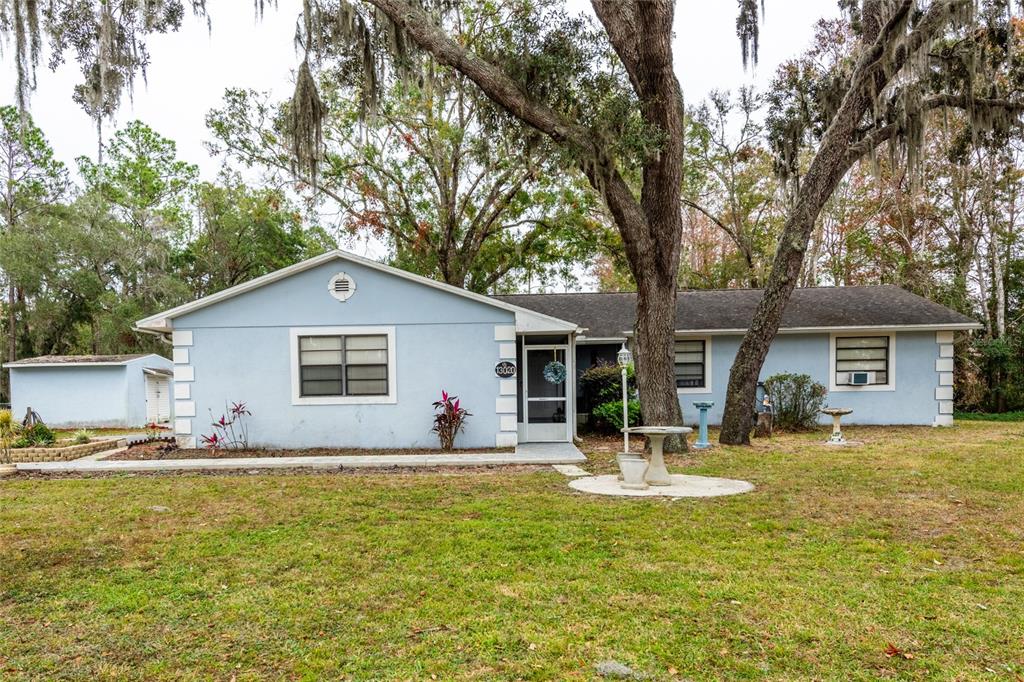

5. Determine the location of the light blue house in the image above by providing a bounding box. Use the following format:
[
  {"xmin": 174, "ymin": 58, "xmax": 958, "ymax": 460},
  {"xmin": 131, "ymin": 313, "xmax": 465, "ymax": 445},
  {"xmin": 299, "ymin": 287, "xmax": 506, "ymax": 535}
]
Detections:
[
  {"xmin": 5, "ymin": 354, "xmax": 174, "ymax": 428},
  {"xmin": 135, "ymin": 250, "xmax": 578, "ymax": 449},
  {"xmin": 135, "ymin": 250, "xmax": 980, "ymax": 450},
  {"xmin": 500, "ymin": 287, "xmax": 982, "ymax": 429}
]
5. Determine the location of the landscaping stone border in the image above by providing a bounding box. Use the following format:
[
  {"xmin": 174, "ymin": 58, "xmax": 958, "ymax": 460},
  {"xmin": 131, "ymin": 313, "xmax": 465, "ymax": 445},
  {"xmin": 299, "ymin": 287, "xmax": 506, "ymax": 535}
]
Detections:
[{"xmin": 10, "ymin": 439, "xmax": 126, "ymax": 463}]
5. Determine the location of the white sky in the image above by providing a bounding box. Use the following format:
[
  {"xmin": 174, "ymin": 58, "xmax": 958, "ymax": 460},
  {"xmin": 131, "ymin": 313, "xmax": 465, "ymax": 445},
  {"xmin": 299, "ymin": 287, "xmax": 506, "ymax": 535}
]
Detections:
[{"xmin": 0, "ymin": 0, "xmax": 841, "ymax": 179}]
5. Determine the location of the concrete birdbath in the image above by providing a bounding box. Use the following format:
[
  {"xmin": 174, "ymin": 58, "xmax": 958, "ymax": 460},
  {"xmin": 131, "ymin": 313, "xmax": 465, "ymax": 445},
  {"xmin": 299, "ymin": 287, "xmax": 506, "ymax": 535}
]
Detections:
[
  {"xmin": 622, "ymin": 426, "xmax": 692, "ymax": 486},
  {"xmin": 692, "ymin": 401, "xmax": 715, "ymax": 449},
  {"xmin": 821, "ymin": 407, "xmax": 853, "ymax": 445}
]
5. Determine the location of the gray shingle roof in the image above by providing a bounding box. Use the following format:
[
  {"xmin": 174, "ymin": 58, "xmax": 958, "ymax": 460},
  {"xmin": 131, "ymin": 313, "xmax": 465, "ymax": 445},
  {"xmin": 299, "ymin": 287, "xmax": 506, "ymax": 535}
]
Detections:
[
  {"xmin": 5, "ymin": 354, "xmax": 150, "ymax": 366},
  {"xmin": 496, "ymin": 285, "xmax": 981, "ymax": 338}
]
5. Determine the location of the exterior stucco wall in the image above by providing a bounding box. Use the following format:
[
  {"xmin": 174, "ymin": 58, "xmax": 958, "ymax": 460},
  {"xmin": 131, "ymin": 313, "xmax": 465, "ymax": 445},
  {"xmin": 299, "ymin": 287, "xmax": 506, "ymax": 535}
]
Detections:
[
  {"xmin": 9, "ymin": 354, "xmax": 174, "ymax": 428},
  {"xmin": 170, "ymin": 258, "xmax": 516, "ymax": 449},
  {"xmin": 675, "ymin": 331, "xmax": 943, "ymax": 426},
  {"xmin": 10, "ymin": 365, "xmax": 127, "ymax": 427}
]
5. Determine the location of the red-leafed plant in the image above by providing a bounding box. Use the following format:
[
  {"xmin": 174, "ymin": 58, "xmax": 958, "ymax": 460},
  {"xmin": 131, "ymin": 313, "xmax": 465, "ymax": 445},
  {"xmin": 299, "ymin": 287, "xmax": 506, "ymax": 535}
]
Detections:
[
  {"xmin": 431, "ymin": 390, "xmax": 471, "ymax": 451},
  {"xmin": 201, "ymin": 401, "xmax": 252, "ymax": 450}
]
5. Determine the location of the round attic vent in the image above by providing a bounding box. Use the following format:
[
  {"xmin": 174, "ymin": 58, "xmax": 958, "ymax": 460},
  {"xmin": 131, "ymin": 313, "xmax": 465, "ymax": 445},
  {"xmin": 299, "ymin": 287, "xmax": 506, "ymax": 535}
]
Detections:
[{"xmin": 328, "ymin": 272, "xmax": 357, "ymax": 302}]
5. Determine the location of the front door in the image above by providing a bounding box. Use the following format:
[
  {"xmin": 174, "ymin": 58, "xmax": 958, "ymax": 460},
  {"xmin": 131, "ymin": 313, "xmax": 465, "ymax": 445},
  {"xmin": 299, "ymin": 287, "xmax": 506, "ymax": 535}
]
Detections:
[
  {"xmin": 524, "ymin": 346, "xmax": 570, "ymax": 442},
  {"xmin": 146, "ymin": 375, "xmax": 171, "ymax": 423}
]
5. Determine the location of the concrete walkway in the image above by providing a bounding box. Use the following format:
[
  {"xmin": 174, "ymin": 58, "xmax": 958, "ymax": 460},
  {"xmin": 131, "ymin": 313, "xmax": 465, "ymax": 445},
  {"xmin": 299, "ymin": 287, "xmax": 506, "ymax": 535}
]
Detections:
[{"xmin": 16, "ymin": 441, "xmax": 586, "ymax": 474}]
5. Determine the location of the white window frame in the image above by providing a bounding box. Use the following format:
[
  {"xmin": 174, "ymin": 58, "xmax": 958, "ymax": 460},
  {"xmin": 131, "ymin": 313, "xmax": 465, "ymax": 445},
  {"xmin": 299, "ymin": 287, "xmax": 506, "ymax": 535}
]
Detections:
[
  {"xmin": 675, "ymin": 335, "xmax": 713, "ymax": 395},
  {"xmin": 289, "ymin": 326, "xmax": 397, "ymax": 405},
  {"xmin": 829, "ymin": 332, "xmax": 896, "ymax": 392}
]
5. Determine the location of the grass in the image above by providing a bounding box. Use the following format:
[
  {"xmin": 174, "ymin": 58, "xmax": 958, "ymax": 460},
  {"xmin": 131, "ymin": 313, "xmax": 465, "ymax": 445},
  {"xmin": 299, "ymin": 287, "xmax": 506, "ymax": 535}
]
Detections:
[{"xmin": 2, "ymin": 422, "xmax": 1023, "ymax": 680}]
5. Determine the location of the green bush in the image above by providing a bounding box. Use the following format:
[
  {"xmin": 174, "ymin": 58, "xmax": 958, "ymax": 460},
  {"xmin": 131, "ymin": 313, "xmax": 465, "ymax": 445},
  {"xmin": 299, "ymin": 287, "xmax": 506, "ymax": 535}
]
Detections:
[
  {"xmin": 14, "ymin": 422, "xmax": 56, "ymax": 447},
  {"xmin": 0, "ymin": 409, "xmax": 18, "ymax": 463},
  {"xmin": 579, "ymin": 361, "xmax": 635, "ymax": 406},
  {"xmin": 591, "ymin": 400, "xmax": 642, "ymax": 434},
  {"xmin": 764, "ymin": 373, "xmax": 827, "ymax": 431},
  {"xmin": 954, "ymin": 410, "xmax": 1024, "ymax": 422}
]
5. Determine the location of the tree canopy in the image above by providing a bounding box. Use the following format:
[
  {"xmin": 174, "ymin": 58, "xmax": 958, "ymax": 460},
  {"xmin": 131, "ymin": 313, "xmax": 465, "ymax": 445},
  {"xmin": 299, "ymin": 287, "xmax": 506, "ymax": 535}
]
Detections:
[{"xmin": 3, "ymin": 0, "xmax": 1024, "ymax": 433}]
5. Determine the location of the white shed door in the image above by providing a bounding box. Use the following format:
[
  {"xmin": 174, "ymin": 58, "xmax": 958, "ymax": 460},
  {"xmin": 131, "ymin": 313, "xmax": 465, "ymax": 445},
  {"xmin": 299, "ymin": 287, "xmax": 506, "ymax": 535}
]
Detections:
[{"xmin": 146, "ymin": 375, "xmax": 171, "ymax": 423}]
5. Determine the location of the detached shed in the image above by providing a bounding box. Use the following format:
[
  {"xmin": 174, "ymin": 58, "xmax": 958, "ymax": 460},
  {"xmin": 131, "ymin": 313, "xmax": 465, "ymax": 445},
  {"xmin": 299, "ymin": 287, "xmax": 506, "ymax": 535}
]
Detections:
[{"xmin": 4, "ymin": 354, "xmax": 174, "ymax": 428}]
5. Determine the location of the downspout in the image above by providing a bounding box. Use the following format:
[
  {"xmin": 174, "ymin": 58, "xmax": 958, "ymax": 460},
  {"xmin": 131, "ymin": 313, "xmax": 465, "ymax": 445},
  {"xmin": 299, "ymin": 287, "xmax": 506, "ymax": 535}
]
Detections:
[{"xmin": 135, "ymin": 326, "xmax": 173, "ymax": 346}]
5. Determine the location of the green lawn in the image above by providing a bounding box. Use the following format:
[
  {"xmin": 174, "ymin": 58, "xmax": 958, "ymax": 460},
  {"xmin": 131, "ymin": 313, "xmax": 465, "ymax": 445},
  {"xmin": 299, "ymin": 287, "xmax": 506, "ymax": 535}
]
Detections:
[{"xmin": 2, "ymin": 423, "xmax": 1023, "ymax": 680}]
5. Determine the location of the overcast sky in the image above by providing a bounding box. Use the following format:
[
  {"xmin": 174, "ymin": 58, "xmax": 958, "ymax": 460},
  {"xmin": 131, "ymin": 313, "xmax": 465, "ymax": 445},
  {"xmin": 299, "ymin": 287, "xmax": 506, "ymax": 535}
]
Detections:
[{"xmin": 0, "ymin": 0, "xmax": 841, "ymax": 179}]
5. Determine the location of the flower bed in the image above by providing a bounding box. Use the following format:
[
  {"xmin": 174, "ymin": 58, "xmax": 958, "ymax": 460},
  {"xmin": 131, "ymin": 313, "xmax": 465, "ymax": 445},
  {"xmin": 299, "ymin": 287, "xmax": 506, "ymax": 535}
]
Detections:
[{"xmin": 107, "ymin": 445, "xmax": 515, "ymax": 461}]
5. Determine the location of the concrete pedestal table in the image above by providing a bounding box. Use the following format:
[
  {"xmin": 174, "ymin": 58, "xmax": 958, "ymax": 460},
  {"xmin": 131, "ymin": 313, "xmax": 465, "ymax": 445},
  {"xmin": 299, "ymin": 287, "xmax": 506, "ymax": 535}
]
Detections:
[
  {"xmin": 821, "ymin": 407, "xmax": 853, "ymax": 444},
  {"xmin": 623, "ymin": 426, "xmax": 692, "ymax": 486}
]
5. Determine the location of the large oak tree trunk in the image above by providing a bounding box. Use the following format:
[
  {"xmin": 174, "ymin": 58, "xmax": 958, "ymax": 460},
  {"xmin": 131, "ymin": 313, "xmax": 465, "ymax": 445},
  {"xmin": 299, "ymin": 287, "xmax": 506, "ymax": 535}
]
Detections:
[
  {"xmin": 718, "ymin": 2, "xmax": 906, "ymax": 444},
  {"xmin": 633, "ymin": 266, "xmax": 684, "ymax": 450},
  {"xmin": 719, "ymin": 134, "xmax": 862, "ymax": 444},
  {"xmin": 363, "ymin": 0, "xmax": 689, "ymax": 450}
]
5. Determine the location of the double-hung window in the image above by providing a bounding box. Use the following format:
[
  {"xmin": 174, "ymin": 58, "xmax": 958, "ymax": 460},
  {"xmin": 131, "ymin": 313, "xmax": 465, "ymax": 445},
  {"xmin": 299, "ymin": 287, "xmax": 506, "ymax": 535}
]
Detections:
[
  {"xmin": 834, "ymin": 335, "xmax": 889, "ymax": 386},
  {"xmin": 299, "ymin": 335, "xmax": 389, "ymax": 396},
  {"xmin": 674, "ymin": 339, "xmax": 707, "ymax": 389},
  {"xmin": 291, "ymin": 327, "xmax": 396, "ymax": 404}
]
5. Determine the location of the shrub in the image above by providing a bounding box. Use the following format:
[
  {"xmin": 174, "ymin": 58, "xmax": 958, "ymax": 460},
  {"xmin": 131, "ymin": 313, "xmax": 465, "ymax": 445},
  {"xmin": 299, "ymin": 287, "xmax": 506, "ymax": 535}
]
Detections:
[
  {"xmin": 201, "ymin": 401, "xmax": 252, "ymax": 450},
  {"xmin": 764, "ymin": 373, "xmax": 827, "ymax": 431},
  {"xmin": 431, "ymin": 390, "xmax": 471, "ymax": 451},
  {"xmin": 20, "ymin": 422, "xmax": 55, "ymax": 447},
  {"xmin": 72, "ymin": 429, "xmax": 93, "ymax": 445},
  {"xmin": 579, "ymin": 361, "xmax": 635, "ymax": 407},
  {"xmin": 0, "ymin": 409, "xmax": 19, "ymax": 464},
  {"xmin": 591, "ymin": 400, "xmax": 642, "ymax": 434}
]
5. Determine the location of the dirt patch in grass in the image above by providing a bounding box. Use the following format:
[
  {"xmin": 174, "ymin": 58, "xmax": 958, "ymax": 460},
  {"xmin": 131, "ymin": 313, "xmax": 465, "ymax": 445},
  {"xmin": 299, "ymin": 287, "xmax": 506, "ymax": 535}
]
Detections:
[
  {"xmin": 576, "ymin": 432, "xmax": 712, "ymax": 475},
  {"xmin": 105, "ymin": 444, "xmax": 517, "ymax": 461}
]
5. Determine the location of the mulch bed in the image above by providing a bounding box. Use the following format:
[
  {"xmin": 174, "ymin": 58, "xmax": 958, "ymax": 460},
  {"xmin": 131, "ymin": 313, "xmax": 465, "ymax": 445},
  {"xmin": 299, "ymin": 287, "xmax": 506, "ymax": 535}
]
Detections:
[
  {"xmin": 105, "ymin": 443, "xmax": 517, "ymax": 461},
  {"xmin": 11, "ymin": 464, "xmax": 552, "ymax": 480}
]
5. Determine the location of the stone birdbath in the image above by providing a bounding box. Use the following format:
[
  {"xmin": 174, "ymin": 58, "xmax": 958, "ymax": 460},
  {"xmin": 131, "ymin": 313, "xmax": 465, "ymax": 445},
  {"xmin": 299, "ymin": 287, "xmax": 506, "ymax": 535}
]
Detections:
[
  {"xmin": 622, "ymin": 426, "xmax": 692, "ymax": 486},
  {"xmin": 820, "ymin": 407, "xmax": 853, "ymax": 445}
]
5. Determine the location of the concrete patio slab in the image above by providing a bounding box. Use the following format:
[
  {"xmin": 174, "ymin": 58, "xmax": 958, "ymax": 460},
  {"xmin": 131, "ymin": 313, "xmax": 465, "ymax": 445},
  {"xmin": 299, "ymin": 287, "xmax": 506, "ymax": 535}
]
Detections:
[
  {"xmin": 16, "ymin": 442, "xmax": 587, "ymax": 474},
  {"xmin": 569, "ymin": 473, "xmax": 754, "ymax": 499},
  {"xmin": 517, "ymin": 442, "xmax": 585, "ymax": 459}
]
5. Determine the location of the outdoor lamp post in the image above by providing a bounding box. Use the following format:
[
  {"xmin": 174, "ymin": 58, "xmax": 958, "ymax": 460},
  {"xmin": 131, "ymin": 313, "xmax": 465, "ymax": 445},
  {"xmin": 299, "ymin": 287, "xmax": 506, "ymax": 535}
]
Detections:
[{"xmin": 617, "ymin": 343, "xmax": 633, "ymax": 453}]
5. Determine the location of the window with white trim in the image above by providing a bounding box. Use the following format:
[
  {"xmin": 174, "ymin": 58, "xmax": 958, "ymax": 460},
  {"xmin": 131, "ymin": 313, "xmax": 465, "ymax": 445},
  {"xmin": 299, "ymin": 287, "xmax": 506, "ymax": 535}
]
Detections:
[
  {"xmin": 674, "ymin": 339, "xmax": 706, "ymax": 389},
  {"xmin": 834, "ymin": 335, "xmax": 889, "ymax": 385},
  {"xmin": 298, "ymin": 334, "xmax": 389, "ymax": 397}
]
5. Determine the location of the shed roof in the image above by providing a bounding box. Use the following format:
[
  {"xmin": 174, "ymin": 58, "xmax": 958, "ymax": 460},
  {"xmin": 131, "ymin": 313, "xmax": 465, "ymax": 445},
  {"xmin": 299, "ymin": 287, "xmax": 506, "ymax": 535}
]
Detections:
[
  {"xmin": 495, "ymin": 285, "xmax": 981, "ymax": 339},
  {"xmin": 4, "ymin": 354, "xmax": 154, "ymax": 367}
]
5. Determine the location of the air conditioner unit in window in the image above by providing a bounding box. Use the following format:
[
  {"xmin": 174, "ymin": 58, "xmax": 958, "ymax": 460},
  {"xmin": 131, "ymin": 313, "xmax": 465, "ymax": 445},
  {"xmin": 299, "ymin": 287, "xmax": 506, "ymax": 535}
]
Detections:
[{"xmin": 847, "ymin": 371, "xmax": 875, "ymax": 385}]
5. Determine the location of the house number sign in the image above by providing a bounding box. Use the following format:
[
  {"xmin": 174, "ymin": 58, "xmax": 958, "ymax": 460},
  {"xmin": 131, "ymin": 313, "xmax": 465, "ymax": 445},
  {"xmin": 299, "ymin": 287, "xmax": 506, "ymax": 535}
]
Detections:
[{"xmin": 494, "ymin": 361, "xmax": 517, "ymax": 378}]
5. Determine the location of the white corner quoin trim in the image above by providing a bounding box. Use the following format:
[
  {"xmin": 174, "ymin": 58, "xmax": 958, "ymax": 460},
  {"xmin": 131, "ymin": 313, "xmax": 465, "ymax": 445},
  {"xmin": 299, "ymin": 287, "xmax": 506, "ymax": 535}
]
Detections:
[
  {"xmin": 934, "ymin": 330, "xmax": 955, "ymax": 426},
  {"xmin": 828, "ymin": 331, "xmax": 897, "ymax": 393},
  {"xmin": 171, "ymin": 330, "xmax": 193, "ymax": 346},
  {"xmin": 289, "ymin": 325, "xmax": 398, "ymax": 405}
]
